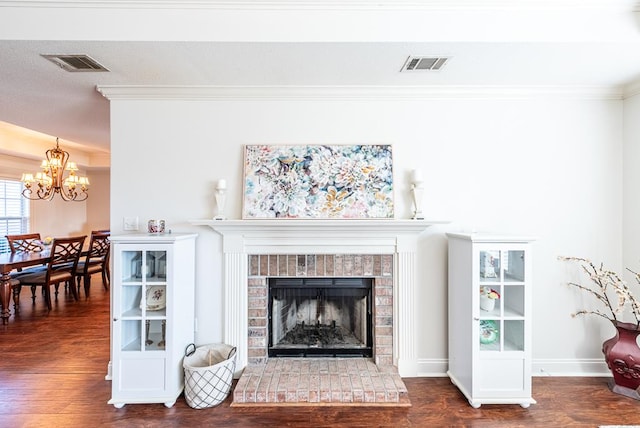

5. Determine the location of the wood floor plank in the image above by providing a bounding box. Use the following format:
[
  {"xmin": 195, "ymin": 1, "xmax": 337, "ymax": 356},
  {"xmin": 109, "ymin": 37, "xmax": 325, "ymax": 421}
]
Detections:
[{"xmin": 1, "ymin": 276, "xmax": 639, "ymax": 427}]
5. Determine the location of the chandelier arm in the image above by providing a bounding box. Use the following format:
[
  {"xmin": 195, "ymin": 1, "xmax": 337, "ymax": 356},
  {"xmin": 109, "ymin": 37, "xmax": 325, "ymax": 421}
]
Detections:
[
  {"xmin": 37, "ymin": 183, "xmax": 53, "ymax": 201},
  {"xmin": 64, "ymin": 187, "xmax": 77, "ymax": 201},
  {"xmin": 21, "ymin": 185, "xmax": 54, "ymax": 201},
  {"xmin": 21, "ymin": 187, "xmax": 37, "ymax": 200}
]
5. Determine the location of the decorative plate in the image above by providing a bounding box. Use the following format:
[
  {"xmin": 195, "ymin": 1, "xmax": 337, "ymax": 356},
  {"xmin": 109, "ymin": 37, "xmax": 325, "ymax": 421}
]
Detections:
[
  {"xmin": 146, "ymin": 286, "xmax": 166, "ymax": 311},
  {"xmin": 479, "ymin": 320, "xmax": 499, "ymax": 345}
]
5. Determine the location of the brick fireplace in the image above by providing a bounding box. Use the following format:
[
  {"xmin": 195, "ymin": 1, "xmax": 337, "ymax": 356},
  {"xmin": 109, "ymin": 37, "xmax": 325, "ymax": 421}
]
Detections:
[
  {"xmin": 193, "ymin": 219, "xmax": 438, "ymax": 377},
  {"xmin": 248, "ymin": 254, "xmax": 393, "ymax": 365}
]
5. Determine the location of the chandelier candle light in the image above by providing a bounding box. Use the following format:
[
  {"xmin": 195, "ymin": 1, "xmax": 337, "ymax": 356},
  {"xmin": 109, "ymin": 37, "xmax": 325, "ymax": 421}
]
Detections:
[
  {"xmin": 20, "ymin": 138, "xmax": 89, "ymax": 201},
  {"xmin": 214, "ymin": 179, "xmax": 227, "ymax": 220},
  {"xmin": 410, "ymin": 169, "xmax": 424, "ymax": 220}
]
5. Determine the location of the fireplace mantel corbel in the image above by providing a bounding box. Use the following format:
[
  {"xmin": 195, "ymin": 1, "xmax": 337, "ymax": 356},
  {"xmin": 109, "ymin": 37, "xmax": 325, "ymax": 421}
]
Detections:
[{"xmin": 189, "ymin": 218, "xmax": 447, "ymax": 377}]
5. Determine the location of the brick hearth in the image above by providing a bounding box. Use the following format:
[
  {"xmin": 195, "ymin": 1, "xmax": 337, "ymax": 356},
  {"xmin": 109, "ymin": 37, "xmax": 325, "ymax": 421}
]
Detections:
[
  {"xmin": 232, "ymin": 358, "xmax": 410, "ymax": 406},
  {"xmin": 233, "ymin": 253, "xmax": 410, "ymax": 405}
]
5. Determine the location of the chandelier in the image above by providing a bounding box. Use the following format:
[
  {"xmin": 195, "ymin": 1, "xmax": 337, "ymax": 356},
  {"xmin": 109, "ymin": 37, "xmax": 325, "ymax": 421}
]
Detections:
[{"xmin": 21, "ymin": 138, "xmax": 90, "ymax": 201}]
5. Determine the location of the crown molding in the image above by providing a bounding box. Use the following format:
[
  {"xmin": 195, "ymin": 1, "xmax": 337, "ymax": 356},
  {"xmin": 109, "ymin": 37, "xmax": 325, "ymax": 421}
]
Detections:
[
  {"xmin": 623, "ymin": 80, "xmax": 640, "ymax": 99},
  {"xmin": 0, "ymin": 0, "xmax": 637, "ymax": 11},
  {"xmin": 3, "ymin": 1, "xmax": 635, "ymax": 43},
  {"xmin": 97, "ymin": 85, "xmax": 624, "ymax": 101}
]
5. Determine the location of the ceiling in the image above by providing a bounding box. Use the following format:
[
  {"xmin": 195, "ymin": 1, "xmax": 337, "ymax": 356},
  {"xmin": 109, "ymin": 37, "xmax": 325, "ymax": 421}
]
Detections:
[{"xmin": 1, "ymin": 1, "xmax": 640, "ymax": 160}]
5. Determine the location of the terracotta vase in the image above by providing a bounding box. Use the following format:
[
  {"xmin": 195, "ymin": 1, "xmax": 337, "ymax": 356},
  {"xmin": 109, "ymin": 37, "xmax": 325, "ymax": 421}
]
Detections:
[{"xmin": 602, "ymin": 320, "xmax": 640, "ymax": 400}]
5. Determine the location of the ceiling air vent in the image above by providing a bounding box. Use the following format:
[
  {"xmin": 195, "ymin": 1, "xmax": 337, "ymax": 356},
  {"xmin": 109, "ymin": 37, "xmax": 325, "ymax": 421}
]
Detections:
[
  {"xmin": 401, "ymin": 56, "xmax": 449, "ymax": 72},
  {"xmin": 41, "ymin": 54, "xmax": 109, "ymax": 72}
]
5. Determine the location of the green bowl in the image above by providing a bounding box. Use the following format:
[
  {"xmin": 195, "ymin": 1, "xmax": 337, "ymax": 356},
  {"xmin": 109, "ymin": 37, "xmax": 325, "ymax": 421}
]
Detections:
[{"xmin": 479, "ymin": 320, "xmax": 499, "ymax": 345}]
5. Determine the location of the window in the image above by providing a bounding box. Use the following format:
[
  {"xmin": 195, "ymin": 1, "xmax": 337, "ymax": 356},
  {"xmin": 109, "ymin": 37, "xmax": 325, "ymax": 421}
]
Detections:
[{"xmin": 0, "ymin": 179, "xmax": 30, "ymax": 254}]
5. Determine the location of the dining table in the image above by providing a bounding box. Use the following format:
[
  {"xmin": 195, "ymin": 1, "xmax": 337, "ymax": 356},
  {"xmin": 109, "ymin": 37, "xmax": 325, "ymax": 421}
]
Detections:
[{"xmin": 0, "ymin": 251, "xmax": 51, "ymax": 324}]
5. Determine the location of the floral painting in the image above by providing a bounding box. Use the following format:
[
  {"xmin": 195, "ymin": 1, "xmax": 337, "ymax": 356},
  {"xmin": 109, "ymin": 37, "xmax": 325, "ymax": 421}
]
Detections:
[{"xmin": 243, "ymin": 145, "xmax": 394, "ymax": 219}]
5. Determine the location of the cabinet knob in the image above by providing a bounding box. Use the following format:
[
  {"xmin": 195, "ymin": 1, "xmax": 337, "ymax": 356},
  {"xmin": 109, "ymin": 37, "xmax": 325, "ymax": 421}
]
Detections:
[
  {"xmin": 113, "ymin": 318, "xmax": 118, "ymax": 322},
  {"xmin": 473, "ymin": 317, "xmax": 480, "ymax": 321}
]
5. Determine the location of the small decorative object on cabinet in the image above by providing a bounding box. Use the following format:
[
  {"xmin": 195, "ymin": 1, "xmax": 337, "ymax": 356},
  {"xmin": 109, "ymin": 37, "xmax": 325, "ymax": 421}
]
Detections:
[
  {"xmin": 147, "ymin": 219, "xmax": 165, "ymax": 233},
  {"xmin": 446, "ymin": 232, "xmax": 536, "ymax": 408},
  {"xmin": 108, "ymin": 233, "xmax": 197, "ymax": 408}
]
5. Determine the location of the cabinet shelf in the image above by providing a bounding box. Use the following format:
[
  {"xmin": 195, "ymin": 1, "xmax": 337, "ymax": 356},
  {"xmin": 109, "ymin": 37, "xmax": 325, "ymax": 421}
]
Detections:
[
  {"xmin": 122, "ymin": 276, "xmax": 168, "ymax": 284},
  {"xmin": 480, "ymin": 307, "xmax": 524, "ymax": 318},
  {"xmin": 121, "ymin": 308, "xmax": 142, "ymax": 318},
  {"xmin": 480, "ymin": 342, "xmax": 526, "ymax": 353},
  {"xmin": 504, "ymin": 307, "xmax": 524, "ymax": 318},
  {"xmin": 146, "ymin": 308, "xmax": 167, "ymax": 318}
]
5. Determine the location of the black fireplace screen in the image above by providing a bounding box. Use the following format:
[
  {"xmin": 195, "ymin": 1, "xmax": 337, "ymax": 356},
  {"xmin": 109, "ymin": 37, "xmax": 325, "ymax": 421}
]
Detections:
[{"xmin": 268, "ymin": 277, "xmax": 373, "ymax": 357}]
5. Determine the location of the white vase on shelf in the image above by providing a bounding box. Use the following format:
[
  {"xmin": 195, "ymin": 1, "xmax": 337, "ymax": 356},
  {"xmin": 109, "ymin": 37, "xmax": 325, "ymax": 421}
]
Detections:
[{"xmin": 480, "ymin": 295, "xmax": 496, "ymax": 312}]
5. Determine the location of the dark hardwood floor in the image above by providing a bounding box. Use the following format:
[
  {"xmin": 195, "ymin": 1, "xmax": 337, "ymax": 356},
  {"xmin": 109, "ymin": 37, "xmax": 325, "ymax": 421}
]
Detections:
[{"xmin": 1, "ymin": 278, "xmax": 639, "ymax": 428}]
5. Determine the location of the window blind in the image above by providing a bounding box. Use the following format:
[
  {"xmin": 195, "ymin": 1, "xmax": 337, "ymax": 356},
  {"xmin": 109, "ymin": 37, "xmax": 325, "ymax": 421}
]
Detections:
[{"xmin": 0, "ymin": 180, "xmax": 30, "ymax": 254}]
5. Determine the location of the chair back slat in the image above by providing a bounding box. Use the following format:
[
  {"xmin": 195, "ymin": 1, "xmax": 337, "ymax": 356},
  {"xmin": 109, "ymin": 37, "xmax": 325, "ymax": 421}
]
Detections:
[
  {"xmin": 6, "ymin": 233, "xmax": 42, "ymax": 254},
  {"xmin": 86, "ymin": 233, "xmax": 110, "ymax": 262},
  {"xmin": 48, "ymin": 236, "xmax": 86, "ymax": 277}
]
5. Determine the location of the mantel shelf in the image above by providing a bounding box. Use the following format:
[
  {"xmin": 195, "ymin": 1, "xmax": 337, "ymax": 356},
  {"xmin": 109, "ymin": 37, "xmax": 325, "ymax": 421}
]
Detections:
[{"xmin": 189, "ymin": 219, "xmax": 449, "ymax": 236}]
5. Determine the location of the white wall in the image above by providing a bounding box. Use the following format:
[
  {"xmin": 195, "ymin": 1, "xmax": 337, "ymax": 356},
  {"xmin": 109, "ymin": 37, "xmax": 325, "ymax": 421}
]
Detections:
[
  {"xmin": 109, "ymin": 91, "xmax": 623, "ymax": 375},
  {"xmin": 623, "ymin": 93, "xmax": 640, "ymax": 293},
  {"xmin": 86, "ymin": 169, "xmax": 110, "ymax": 233}
]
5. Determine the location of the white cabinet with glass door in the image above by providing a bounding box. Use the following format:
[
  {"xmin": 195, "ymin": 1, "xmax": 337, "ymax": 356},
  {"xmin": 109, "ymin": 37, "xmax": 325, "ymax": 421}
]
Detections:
[
  {"xmin": 446, "ymin": 233, "xmax": 535, "ymax": 408},
  {"xmin": 108, "ymin": 233, "xmax": 197, "ymax": 408}
]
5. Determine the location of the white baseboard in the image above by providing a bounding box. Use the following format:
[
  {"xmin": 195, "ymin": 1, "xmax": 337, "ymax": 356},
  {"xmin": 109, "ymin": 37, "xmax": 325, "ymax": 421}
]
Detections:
[
  {"xmin": 414, "ymin": 358, "xmax": 610, "ymax": 378},
  {"xmin": 531, "ymin": 358, "xmax": 610, "ymax": 377},
  {"xmin": 416, "ymin": 358, "xmax": 448, "ymax": 377}
]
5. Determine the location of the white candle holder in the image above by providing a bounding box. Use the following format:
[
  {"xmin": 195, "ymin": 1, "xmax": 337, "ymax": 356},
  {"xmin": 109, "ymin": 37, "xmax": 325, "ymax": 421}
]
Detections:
[
  {"xmin": 410, "ymin": 170, "xmax": 424, "ymax": 220},
  {"xmin": 214, "ymin": 180, "xmax": 227, "ymax": 220}
]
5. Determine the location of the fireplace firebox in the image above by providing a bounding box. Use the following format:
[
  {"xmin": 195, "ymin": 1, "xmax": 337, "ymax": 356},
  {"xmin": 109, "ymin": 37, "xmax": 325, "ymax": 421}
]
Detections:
[{"xmin": 268, "ymin": 277, "xmax": 373, "ymax": 357}]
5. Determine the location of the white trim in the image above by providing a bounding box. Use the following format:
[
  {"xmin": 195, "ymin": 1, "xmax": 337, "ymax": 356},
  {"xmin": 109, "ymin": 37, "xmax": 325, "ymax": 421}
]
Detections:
[
  {"xmin": 190, "ymin": 219, "xmax": 445, "ymax": 234},
  {"xmin": 416, "ymin": 359, "xmax": 448, "ymax": 377},
  {"xmin": 532, "ymin": 358, "xmax": 610, "ymax": 377},
  {"xmin": 97, "ymin": 85, "xmax": 624, "ymax": 101},
  {"xmin": 415, "ymin": 358, "xmax": 611, "ymax": 377},
  {"xmin": 0, "ymin": 1, "xmax": 636, "ymax": 12},
  {"xmin": 624, "ymin": 81, "xmax": 640, "ymax": 99}
]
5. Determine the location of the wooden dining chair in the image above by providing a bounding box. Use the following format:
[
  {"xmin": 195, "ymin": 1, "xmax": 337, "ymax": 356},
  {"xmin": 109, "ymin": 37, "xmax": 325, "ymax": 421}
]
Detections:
[
  {"xmin": 91, "ymin": 229, "xmax": 111, "ymax": 285},
  {"xmin": 92, "ymin": 230, "xmax": 111, "ymax": 286},
  {"xmin": 75, "ymin": 232, "xmax": 110, "ymax": 297},
  {"xmin": 5, "ymin": 233, "xmax": 46, "ymax": 302},
  {"xmin": 17, "ymin": 235, "xmax": 86, "ymax": 310},
  {"xmin": 6, "ymin": 233, "xmax": 43, "ymax": 255}
]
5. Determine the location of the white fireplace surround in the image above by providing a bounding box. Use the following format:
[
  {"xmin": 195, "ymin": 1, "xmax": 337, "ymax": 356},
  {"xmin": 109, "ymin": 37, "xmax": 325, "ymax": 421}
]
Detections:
[{"xmin": 191, "ymin": 219, "xmax": 442, "ymax": 377}]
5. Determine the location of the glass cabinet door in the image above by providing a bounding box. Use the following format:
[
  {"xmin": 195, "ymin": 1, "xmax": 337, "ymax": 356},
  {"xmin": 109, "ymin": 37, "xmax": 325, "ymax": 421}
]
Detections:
[
  {"xmin": 121, "ymin": 250, "xmax": 142, "ymax": 283},
  {"xmin": 478, "ymin": 248, "xmax": 527, "ymax": 353},
  {"xmin": 117, "ymin": 248, "xmax": 168, "ymax": 353}
]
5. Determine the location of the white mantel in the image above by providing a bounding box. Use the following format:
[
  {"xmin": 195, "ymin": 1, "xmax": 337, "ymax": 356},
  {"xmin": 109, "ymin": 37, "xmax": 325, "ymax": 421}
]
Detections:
[
  {"xmin": 190, "ymin": 219, "xmax": 446, "ymax": 377},
  {"xmin": 192, "ymin": 219, "xmax": 442, "ymax": 253}
]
